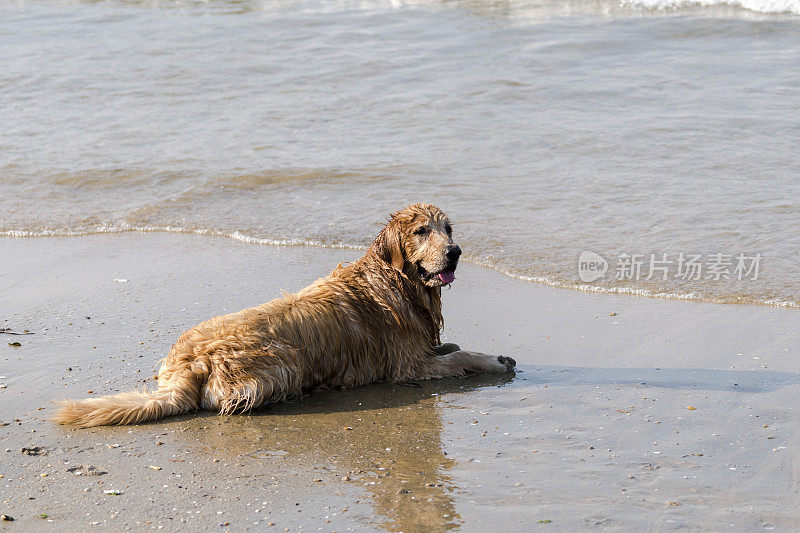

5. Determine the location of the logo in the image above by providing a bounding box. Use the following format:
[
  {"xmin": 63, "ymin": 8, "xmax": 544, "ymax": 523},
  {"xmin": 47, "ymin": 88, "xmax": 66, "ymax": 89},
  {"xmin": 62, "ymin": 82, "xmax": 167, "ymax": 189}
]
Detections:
[{"xmin": 578, "ymin": 251, "xmax": 608, "ymax": 282}]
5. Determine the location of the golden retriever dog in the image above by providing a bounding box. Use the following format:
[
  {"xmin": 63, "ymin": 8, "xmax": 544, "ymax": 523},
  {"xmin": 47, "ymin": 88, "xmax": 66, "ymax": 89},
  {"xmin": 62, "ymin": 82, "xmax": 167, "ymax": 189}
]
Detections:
[{"xmin": 54, "ymin": 203, "xmax": 516, "ymax": 427}]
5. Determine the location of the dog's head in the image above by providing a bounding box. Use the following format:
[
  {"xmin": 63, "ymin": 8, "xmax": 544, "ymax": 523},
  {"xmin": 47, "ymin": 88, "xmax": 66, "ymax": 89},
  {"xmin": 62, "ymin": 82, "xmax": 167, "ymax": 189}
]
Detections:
[{"xmin": 374, "ymin": 204, "xmax": 461, "ymax": 288}]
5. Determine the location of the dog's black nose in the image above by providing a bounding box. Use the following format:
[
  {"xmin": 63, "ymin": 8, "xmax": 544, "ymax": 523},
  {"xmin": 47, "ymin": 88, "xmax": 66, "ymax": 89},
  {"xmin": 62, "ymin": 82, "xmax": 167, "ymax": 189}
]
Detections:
[{"xmin": 446, "ymin": 245, "xmax": 462, "ymax": 261}]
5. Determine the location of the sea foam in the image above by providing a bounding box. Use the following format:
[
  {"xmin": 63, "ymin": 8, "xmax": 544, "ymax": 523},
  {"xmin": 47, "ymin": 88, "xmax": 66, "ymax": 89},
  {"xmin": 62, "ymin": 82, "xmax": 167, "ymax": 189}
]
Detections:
[{"xmin": 623, "ymin": 0, "xmax": 800, "ymax": 14}]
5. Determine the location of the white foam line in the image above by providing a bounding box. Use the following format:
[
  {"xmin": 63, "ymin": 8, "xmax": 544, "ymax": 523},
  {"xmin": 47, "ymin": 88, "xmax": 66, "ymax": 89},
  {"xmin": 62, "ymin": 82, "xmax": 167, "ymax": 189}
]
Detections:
[
  {"xmin": 0, "ymin": 225, "xmax": 367, "ymax": 251},
  {"xmin": 623, "ymin": 0, "xmax": 800, "ymax": 14},
  {"xmin": 466, "ymin": 257, "xmax": 800, "ymax": 309},
  {"xmin": 3, "ymin": 225, "xmax": 798, "ymax": 309}
]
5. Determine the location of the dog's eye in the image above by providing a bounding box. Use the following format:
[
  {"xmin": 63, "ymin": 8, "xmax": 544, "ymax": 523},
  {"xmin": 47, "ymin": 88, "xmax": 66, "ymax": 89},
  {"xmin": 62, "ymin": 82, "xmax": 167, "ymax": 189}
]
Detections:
[
  {"xmin": 444, "ymin": 224, "xmax": 452, "ymax": 235},
  {"xmin": 414, "ymin": 226, "xmax": 428, "ymax": 236}
]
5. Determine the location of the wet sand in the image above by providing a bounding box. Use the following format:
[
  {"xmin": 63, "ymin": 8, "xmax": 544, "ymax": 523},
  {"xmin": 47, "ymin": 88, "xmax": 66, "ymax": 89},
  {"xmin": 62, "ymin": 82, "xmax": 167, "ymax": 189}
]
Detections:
[{"xmin": 1, "ymin": 233, "xmax": 799, "ymax": 531}]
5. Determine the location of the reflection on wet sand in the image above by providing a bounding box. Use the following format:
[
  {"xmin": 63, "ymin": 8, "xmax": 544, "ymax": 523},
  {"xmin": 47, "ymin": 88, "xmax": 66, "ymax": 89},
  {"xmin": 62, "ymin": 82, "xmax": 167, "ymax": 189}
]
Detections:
[{"xmin": 181, "ymin": 374, "xmax": 513, "ymax": 531}]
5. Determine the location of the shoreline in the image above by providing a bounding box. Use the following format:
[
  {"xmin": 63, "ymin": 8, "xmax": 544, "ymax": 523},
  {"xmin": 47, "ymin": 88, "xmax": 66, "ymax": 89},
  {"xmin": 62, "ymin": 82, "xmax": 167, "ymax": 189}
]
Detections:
[
  {"xmin": 2, "ymin": 228, "xmax": 796, "ymax": 310},
  {"xmin": 1, "ymin": 232, "xmax": 799, "ymax": 531}
]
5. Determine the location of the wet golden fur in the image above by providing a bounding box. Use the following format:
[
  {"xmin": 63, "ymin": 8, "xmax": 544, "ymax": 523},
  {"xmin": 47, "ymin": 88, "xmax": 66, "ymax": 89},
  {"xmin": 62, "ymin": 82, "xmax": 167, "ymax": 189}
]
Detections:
[{"xmin": 54, "ymin": 204, "xmax": 515, "ymax": 427}]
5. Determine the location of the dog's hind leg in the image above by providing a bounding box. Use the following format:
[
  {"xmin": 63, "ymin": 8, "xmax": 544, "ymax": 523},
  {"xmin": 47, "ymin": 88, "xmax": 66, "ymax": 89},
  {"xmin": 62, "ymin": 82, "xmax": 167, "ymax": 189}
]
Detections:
[
  {"xmin": 416, "ymin": 350, "xmax": 516, "ymax": 379},
  {"xmin": 202, "ymin": 376, "xmax": 270, "ymax": 414},
  {"xmin": 201, "ymin": 349, "xmax": 304, "ymax": 415}
]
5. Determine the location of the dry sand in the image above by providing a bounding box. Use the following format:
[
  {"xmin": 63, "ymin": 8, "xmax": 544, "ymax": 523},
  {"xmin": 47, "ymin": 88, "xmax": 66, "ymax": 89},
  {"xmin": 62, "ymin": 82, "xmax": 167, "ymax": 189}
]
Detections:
[{"xmin": 1, "ymin": 233, "xmax": 798, "ymax": 531}]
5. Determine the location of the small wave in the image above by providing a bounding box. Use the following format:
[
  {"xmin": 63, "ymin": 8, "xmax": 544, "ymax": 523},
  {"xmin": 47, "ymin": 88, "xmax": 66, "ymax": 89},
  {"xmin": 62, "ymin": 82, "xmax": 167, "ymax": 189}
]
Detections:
[
  {"xmin": 467, "ymin": 257, "xmax": 800, "ymax": 309},
  {"xmin": 622, "ymin": 0, "xmax": 800, "ymax": 14},
  {"xmin": 0, "ymin": 224, "xmax": 367, "ymax": 251},
  {"xmin": 3, "ymin": 225, "xmax": 798, "ymax": 309}
]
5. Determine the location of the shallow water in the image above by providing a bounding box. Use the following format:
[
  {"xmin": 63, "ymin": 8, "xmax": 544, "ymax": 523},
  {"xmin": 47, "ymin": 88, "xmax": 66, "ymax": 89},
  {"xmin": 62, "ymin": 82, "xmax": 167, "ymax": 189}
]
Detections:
[{"xmin": 2, "ymin": 0, "xmax": 799, "ymax": 306}]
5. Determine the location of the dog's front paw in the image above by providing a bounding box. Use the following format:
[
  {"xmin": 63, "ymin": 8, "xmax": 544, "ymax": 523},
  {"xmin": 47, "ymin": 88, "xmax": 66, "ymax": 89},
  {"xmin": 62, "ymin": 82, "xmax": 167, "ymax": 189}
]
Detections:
[
  {"xmin": 497, "ymin": 356, "xmax": 516, "ymax": 372},
  {"xmin": 433, "ymin": 343, "xmax": 461, "ymax": 356}
]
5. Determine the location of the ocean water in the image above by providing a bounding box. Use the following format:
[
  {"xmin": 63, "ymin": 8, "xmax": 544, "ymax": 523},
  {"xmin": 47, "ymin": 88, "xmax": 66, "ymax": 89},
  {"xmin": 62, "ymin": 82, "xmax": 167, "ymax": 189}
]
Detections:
[{"xmin": 2, "ymin": 0, "xmax": 799, "ymax": 307}]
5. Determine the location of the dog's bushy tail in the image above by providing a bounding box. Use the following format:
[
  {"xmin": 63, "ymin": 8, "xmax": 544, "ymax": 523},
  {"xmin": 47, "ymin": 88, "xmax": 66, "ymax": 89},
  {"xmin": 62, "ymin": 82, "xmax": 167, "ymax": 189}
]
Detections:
[{"xmin": 53, "ymin": 376, "xmax": 200, "ymax": 427}]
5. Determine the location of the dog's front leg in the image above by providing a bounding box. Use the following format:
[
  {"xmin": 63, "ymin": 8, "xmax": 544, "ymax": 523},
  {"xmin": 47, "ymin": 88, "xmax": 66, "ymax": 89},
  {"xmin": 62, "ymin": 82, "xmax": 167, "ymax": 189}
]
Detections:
[{"xmin": 419, "ymin": 350, "xmax": 516, "ymax": 379}]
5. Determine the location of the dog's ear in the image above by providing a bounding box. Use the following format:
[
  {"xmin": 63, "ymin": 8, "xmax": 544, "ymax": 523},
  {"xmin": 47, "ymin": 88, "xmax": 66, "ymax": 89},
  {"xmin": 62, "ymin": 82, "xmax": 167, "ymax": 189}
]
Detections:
[{"xmin": 375, "ymin": 223, "xmax": 405, "ymax": 272}]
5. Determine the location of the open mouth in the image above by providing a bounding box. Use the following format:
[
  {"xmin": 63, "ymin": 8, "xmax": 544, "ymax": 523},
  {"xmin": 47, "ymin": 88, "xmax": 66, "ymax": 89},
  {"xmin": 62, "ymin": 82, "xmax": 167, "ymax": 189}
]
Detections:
[{"xmin": 418, "ymin": 264, "xmax": 457, "ymax": 284}]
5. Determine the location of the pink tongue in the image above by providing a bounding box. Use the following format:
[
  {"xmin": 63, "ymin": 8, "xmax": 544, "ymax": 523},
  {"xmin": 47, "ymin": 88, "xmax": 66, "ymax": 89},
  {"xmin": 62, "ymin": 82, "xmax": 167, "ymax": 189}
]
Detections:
[{"xmin": 438, "ymin": 270, "xmax": 456, "ymax": 284}]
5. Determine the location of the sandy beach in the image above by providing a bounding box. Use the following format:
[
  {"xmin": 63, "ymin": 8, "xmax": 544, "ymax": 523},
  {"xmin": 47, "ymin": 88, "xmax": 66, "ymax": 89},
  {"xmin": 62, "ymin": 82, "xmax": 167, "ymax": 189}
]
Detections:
[
  {"xmin": 0, "ymin": 232, "xmax": 798, "ymax": 531},
  {"xmin": 4, "ymin": 0, "xmax": 799, "ymax": 529}
]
